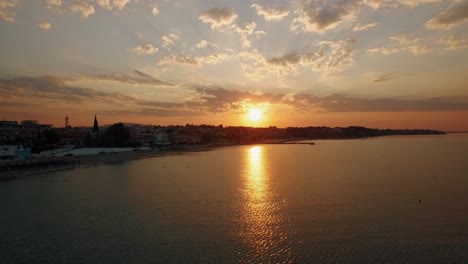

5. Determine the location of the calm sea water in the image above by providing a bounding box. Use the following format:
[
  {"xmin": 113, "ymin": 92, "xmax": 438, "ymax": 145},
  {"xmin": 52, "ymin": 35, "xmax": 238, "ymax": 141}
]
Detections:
[{"xmin": 1, "ymin": 134, "xmax": 468, "ymax": 263}]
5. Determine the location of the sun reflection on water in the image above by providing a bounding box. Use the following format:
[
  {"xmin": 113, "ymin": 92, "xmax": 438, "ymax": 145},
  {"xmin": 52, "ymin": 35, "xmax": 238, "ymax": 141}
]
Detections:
[{"xmin": 239, "ymin": 146, "xmax": 291, "ymax": 263}]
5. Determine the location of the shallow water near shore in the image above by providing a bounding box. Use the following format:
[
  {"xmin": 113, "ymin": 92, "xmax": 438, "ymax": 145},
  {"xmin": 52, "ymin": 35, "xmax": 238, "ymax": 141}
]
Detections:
[{"xmin": 1, "ymin": 134, "xmax": 468, "ymax": 263}]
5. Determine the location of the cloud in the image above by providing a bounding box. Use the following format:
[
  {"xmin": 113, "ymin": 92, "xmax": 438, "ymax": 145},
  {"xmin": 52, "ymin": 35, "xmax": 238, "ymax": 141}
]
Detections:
[
  {"xmin": 312, "ymin": 94, "xmax": 468, "ymax": 112},
  {"xmin": 408, "ymin": 45, "xmax": 430, "ymax": 55},
  {"xmin": 96, "ymin": 0, "xmax": 111, "ymax": 10},
  {"xmin": 255, "ymin": 30, "xmax": 266, "ymax": 37},
  {"xmin": 373, "ymin": 74, "xmax": 394, "ymax": 83},
  {"xmin": 363, "ymin": 0, "xmax": 440, "ymax": 9},
  {"xmin": 3, "ymin": 76, "xmax": 468, "ymax": 117},
  {"xmin": 268, "ymin": 53, "xmax": 302, "ymax": 67},
  {"xmin": 193, "ymin": 86, "xmax": 468, "ymax": 113},
  {"xmin": 238, "ymin": 49, "xmax": 290, "ymax": 81},
  {"xmin": 426, "ymin": 0, "xmax": 468, "ymax": 30},
  {"xmin": 0, "ymin": 76, "xmax": 130, "ymax": 104},
  {"xmin": 193, "ymin": 86, "xmax": 285, "ymax": 112},
  {"xmin": 46, "ymin": 0, "xmax": 62, "ymax": 7},
  {"xmin": 0, "ymin": 0, "xmax": 17, "ymax": 22},
  {"xmin": 389, "ymin": 34, "xmax": 419, "ymax": 44},
  {"xmin": 290, "ymin": 0, "xmax": 441, "ymax": 33},
  {"xmin": 112, "ymin": 0, "xmax": 131, "ymax": 10},
  {"xmin": 131, "ymin": 44, "xmax": 158, "ymax": 55},
  {"xmin": 239, "ymin": 39, "xmax": 356, "ymax": 80},
  {"xmin": 398, "ymin": 0, "xmax": 441, "ymax": 7},
  {"xmin": 157, "ymin": 53, "xmax": 231, "ymax": 66},
  {"xmin": 362, "ymin": 0, "xmax": 385, "ymax": 9},
  {"xmin": 0, "ymin": 76, "xmax": 192, "ymax": 117},
  {"xmin": 96, "ymin": 0, "xmax": 132, "ymax": 11},
  {"xmin": 158, "ymin": 55, "xmax": 199, "ymax": 66},
  {"xmin": 83, "ymin": 70, "xmax": 173, "ymax": 86},
  {"xmin": 251, "ymin": 3, "xmax": 289, "ymax": 21},
  {"xmin": 438, "ymin": 35, "xmax": 468, "ymax": 50},
  {"xmin": 162, "ymin": 33, "xmax": 179, "ymax": 48},
  {"xmin": 71, "ymin": 2, "xmax": 95, "ymax": 18},
  {"xmin": 352, "ymin": 22, "xmax": 378, "ymax": 31},
  {"xmin": 37, "ymin": 22, "xmax": 51, "ymax": 30},
  {"xmin": 314, "ymin": 39, "xmax": 356, "ymax": 70},
  {"xmin": 197, "ymin": 53, "xmax": 231, "ymax": 65},
  {"xmin": 152, "ymin": 5, "xmax": 159, "ymax": 16},
  {"xmin": 198, "ymin": 8, "xmax": 259, "ymax": 49},
  {"xmin": 196, "ymin": 39, "xmax": 217, "ymax": 49},
  {"xmin": 233, "ymin": 22, "xmax": 257, "ymax": 48},
  {"xmin": 291, "ymin": 0, "xmax": 361, "ymax": 33},
  {"xmin": 199, "ymin": 7, "xmax": 238, "ymax": 29},
  {"xmin": 368, "ymin": 34, "xmax": 430, "ymax": 55}
]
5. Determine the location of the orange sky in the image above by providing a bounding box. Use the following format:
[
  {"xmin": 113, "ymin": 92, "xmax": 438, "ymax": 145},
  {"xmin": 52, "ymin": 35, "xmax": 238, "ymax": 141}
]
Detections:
[{"xmin": 1, "ymin": 1, "xmax": 467, "ymax": 131}]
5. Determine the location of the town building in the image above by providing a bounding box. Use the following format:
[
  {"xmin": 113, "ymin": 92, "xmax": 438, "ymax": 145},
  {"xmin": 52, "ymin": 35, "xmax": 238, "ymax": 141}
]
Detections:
[{"xmin": 0, "ymin": 121, "xmax": 19, "ymax": 143}]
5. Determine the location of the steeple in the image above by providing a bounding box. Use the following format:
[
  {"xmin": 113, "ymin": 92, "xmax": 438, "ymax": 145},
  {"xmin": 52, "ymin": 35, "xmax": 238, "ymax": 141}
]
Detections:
[{"xmin": 93, "ymin": 115, "xmax": 99, "ymax": 133}]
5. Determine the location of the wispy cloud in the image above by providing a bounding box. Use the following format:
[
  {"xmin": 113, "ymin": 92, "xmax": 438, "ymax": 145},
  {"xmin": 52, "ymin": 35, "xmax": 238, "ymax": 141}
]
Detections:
[
  {"xmin": 233, "ymin": 22, "xmax": 257, "ymax": 48},
  {"xmin": 112, "ymin": 0, "xmax": 131, "ymax": 10},
  {"xmin": 251, "ymin": 3, "xmax": 289, "ymax": 21},
  {"xmin": 161, "ymin": 34, "xmax": 179, "ymax": 48},
  {"xmin": 82, "ymin": 71, "xmax": 173, "ymax": 86},
  {"xmin": 37, "ymin": 22, "xmax": 51, "ymax": 30},
  {"xmin": 239, "ymin": 39, "xmax": 357, "ymax": 80},
  {"xmin": 131, "ymin": 44, "xmax": 158, "ymax": 55},
  {"xmin": 157, "ymin": 53, "xmax": 231, "ymax": 67},
  {"xmin": 368, "ymin": 34, "xmax": 430, "ymax": 55},
  {"xmin": 194, "ymin": 86, "xmax": 468, "ymax": 113},
  {"xmin": 291, "ymin": 0, "xmax": 360, "ymax": 33},
  {"xmin": 373, "ymin": 74, "xmax": 394, "ymax": 83},
  {"xmin": 96, "ymin": 0, "xmax": 132, "ymax": 11},
  {"xmin": 0, "ymin": 0, "xmax": 17, "ymax": 22},
  {"xmin": 397, "ymin": 0, "xmax": 441, "ymax": 7},
  {"xmin": 46, "ymin": 0, "xmax": 62, "ymax": 7},
  {"xmin": 438, "ymin": 35, "xmax": 468, "ymax": 50},
  {"xmin": 426, "ymin": 0, "xmax": 468, "ymax": 30},
  {"xmin": 2, "ymin": 76, "xmax": 468, "ymax": 118},
  {"xmin": 199, "ymin": 7, "xmax": 238, "ymax": 29},
  {"xmin": 71, "ymin": 2, "xmax": 95, "ymax": 18},
  {"xmin": 151, "ymin": 5, "xmax": 159, "ymax": 16},
  {"xmin": 353, "ymin": 22, "xmax": 378, "ymax": 32},
  {"xmin": 196, "ymin": 40, "xmax": 217, "ymax": 49}
]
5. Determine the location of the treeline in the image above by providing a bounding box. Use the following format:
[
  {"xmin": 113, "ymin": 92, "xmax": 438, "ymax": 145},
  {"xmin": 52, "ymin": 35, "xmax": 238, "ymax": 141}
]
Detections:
[
  {"xmin": 206, "ymin": 125, "xmax": 445, "ymax": 143},
  {"xmin": 281, "ymin": 126, "xmax": 444, "ymax": 139},
  {"xmin": 84, "ymin": 123, "xmax": 139, "ymax": 147}
]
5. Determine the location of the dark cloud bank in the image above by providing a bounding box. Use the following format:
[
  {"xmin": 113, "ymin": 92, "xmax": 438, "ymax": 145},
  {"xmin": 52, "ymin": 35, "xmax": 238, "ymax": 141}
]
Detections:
[{"xmin": 1, "ymin": 75, "xmax": 468, "ymax": 117}]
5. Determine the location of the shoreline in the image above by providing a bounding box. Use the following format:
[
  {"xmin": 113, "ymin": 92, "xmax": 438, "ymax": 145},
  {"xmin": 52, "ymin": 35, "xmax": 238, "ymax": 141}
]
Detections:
[
  {"xmin": 0, "ymin": 133, "xmax": 453, "ymax": 181},
  {"xmin": 0, "ymin": 148, "xmax": 209, "ymax": 181}
]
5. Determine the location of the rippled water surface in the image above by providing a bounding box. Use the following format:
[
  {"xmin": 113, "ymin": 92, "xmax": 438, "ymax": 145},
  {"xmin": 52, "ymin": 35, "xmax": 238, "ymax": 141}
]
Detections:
[{"xmin": 1, "ymin": 134, "xmax": 468, "ymax": 263}]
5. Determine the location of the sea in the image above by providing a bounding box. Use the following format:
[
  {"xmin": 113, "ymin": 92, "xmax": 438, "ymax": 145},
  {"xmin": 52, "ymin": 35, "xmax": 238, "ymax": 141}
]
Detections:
[{"xmin": 1, "ymin": 134, "xmax": 467, "ymax": 264}]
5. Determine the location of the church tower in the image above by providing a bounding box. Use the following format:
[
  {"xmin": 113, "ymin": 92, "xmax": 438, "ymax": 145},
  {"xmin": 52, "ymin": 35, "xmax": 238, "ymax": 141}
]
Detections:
[{"xmin": 92, "ymin": 115, "xmax": 99, "ymax": 133}]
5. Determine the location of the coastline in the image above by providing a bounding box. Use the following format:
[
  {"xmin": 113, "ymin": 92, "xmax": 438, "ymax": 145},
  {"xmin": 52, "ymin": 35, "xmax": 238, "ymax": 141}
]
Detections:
[
  {"xmin": 0, "ymin": 133, "xmax": 454, "ymax": 181},
  {"xmin": 0, "ymin": 148, "xmax": 211, "ymax": 181}
]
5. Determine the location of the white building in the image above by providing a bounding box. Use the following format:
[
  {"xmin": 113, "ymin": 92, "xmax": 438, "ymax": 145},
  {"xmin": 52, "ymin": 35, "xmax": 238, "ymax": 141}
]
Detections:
[{"xmin": 0, "ymin": 145, "xmax": 31, "ymax": 160}]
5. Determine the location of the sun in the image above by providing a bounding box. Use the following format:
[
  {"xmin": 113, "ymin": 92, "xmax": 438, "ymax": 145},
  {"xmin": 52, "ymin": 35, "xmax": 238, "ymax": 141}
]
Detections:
[{"xmin": 248, "ymin": 108, "xmax": 262, "ymax": 122}]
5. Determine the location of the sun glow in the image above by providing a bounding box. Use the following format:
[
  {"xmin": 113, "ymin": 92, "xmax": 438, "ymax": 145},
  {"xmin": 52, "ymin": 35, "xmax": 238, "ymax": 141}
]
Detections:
[{"xmin": 248, "ymin": 108, "xmax": 262, "ymax": 122}]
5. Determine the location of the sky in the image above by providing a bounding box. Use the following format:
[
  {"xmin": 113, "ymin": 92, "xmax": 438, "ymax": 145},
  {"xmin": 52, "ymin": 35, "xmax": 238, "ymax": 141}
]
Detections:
[{"xmin": 0, "ymin": 0, "xmax": 467, "ymax": 130}]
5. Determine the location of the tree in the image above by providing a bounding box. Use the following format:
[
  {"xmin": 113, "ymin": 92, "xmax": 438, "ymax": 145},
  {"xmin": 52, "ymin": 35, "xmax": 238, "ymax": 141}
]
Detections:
[
  {"xmin": 44, "ymin": 129, "xmax": 60, "ymax": 145},
  {"xmin": 105, "ymin": 123, "xmax": 130, "ymax": 146}
]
